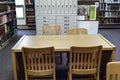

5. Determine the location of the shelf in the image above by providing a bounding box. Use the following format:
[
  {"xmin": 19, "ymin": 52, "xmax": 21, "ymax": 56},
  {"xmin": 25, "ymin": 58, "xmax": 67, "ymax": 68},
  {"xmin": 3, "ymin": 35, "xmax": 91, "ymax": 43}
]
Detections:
[
  {"xmin": 106, "ymin": 2, "xmax": 120, "ymax": 4},
  {"xmin": 26, "ymin": 9, "xmax": 34, "ymax": 11},
  {"xmin": 99, "ymin": 1, "xmax": 120, "ymax": 28},
  {"xmin": 78, "ymin": 1, "xmax": 99, "ymax": 5},
  {"xmin": 25, "ymin": 0, "xmax": 36, "ymax": 29},
  {"xmin": 27, "ymin": 24, "xmax": 35, "ymax": 26},
  {"xmin": 26, "ymin": 16, "xmax": 35, "ymax": 17},
  {"xmin": 100, "ymin": 10, "xmax": 120, "ymax": 12},
  {"xmin": 99, "ymin": 16, "xmax": 120, "ymax": 18},
  {"xmin": 0, "ymin": 1, "xmax": 15, "ymax": 5},
  {"xmin": 100, "ymin": 2, "xmax": 106, "ymax": 4},
  {"xmin": 25, "ymin": 4, "xmax": 34, "ymax": 6},
  {"xmin": 99, "ymin": 23, "xmax": 120, "ymax": 26},
  {"xmin": 0, "ymin": 10, "xmax": 15, "ymax": 16},
  {"xmin": 100, "ymin": 23, "xmax": 120, "ymax": 28},
  {"xmin": 0, "ymin": 0, "xmax": 17, "ymax": 49}
]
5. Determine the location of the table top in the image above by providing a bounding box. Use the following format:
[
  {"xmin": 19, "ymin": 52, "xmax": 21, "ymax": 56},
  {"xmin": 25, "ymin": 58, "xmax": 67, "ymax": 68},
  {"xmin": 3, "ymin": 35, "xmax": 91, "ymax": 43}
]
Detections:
[{"xmin": 12, "ymin": 34, "xmax": 115, "ymax": 52}]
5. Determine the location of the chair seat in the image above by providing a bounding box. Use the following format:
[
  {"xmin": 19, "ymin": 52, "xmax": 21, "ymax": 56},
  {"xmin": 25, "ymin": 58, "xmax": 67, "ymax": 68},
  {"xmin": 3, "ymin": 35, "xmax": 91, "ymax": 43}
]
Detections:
[
  {"xmin": 68, "ymin": 63, "xmax": 97, "ymax": 75},
  {"xmin": 27, "ymin": 69, "xmax": 55, "ymax": 76},
  {"xmin": 72, "ymin": 69, "xmax": 97, "ymax": 75}
]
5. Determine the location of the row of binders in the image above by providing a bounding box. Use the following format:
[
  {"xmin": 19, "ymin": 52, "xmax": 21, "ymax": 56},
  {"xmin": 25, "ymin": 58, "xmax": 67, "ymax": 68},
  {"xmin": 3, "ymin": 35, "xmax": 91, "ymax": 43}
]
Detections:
[
  {"xmin": 35, "ymin": 0, "xmax": 77, "ymax": 14},
  {"xmin": 100, "ymin": 0, "xmax": 120, "ymax": 3}
]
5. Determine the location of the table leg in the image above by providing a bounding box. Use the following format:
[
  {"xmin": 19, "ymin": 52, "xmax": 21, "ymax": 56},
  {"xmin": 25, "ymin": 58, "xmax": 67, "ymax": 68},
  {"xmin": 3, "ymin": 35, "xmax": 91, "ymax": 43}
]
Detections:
[{"xmin": 12, "ymin": 51, "xmax": 18, "ymax": 80}]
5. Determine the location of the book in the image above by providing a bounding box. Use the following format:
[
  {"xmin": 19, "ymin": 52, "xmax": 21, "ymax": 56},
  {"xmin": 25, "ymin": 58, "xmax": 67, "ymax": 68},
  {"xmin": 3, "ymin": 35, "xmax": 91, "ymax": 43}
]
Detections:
[
  {"xmin": 0, "ymin": 26, "xmax": 5, "ymax": 35},
  {"xmin": 113, "ymin": 0, "xmax": 118, "ymax": 2},
  {"xmin": 89, "ymin": 5, "xmax": 96, "ymax": 20},
  {"xmin": 1, "ymin": 15, "xmax": 7, "ymax": 23}
]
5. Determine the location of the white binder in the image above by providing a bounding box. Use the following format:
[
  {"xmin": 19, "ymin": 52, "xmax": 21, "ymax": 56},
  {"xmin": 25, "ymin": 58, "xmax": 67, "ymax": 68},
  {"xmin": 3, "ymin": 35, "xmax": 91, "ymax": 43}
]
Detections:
[
  {"xmin": 51, "ymin": 0, "xmax": 56, "ymax": 14},
  {"xmin": 60, "ymin": 0, "xmax": 65, "ymax": 14},
  {"xmin": 64, "ymin": 0, "xmax": 69, "ymax": 14},
  {"xmin": 39, "ymin": 0, "xmax": 44, "ymax": 14},
  {"xmin": 72, "ymin": 0, "xmax": 77, "ymax": 14},
  {"xmin": 56, "ymin": 0, "xmax": 61, "ymax": 14},
  {"xmin": 47, "ymin": 0, "xmax": 52, "ymax": 14},
  {"xmin": 69, "ymin": 0, "xmax": 73, "ymax": 14},
  {"xmin": 35, "ymin": 0, "xmax": 40, "ymax": 19},
  {"xmin": 43, "ymin": 0, "xmax": 48, "ymax": 14}
]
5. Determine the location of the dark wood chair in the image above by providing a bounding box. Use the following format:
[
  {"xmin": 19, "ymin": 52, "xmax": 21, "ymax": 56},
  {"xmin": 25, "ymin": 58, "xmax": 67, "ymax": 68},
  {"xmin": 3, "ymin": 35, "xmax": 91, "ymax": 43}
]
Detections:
[{"xmin": 22, "ymin": 46, "xmax": 56, "ymax": 80}]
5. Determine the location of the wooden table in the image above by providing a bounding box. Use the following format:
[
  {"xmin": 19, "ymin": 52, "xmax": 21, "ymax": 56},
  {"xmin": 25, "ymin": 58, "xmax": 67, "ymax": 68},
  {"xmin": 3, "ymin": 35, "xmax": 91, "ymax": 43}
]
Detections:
[{"xmin": 12, "ymin": 34, "xmax": 116, "ymax": 80}]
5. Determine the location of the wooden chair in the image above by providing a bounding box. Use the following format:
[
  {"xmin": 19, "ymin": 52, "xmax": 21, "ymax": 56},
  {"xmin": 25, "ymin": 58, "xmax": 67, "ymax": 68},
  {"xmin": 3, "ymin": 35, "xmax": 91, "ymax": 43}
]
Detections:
[
  {"xmin": 22, "ymin": 46, "xmax": 56, "ymax": 80},
  {"xmin": 106, "ymin": 62, "xmax": 120, "ymax": 80},
  {"xmin": 42, "ymin": 24, "xmax": 62, "ymax": 64},
  {"xmin": 68, "ymin": 45, "xmax": 102, "ymax": 80},
  {"xmin": 42, "ymin": 24, "xmax": 61, "ymax": 35},
  {"xmin": 66, "ymin": 28, "xmax": 88, "ymax": 35}
]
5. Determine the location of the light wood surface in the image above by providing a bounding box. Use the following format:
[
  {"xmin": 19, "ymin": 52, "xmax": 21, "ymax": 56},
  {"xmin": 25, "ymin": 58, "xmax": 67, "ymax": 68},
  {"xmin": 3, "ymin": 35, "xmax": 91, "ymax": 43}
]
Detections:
[
  {"xmin": 12, "ymin": 34, "xmax": 115, "ymax": 52},
  {"xmin": 12, "ymin": 34, "xmax": 116, "ymax": 80},
  {"xmin": 106, "ymin": 62, "xmax": 120, "ymax": 80}
]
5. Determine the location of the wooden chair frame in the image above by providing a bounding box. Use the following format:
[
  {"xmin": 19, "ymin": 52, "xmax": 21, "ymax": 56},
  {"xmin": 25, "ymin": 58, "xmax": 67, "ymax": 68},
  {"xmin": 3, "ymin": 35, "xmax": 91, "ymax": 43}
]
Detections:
[
  {"xmin": 68, "ymin": 45, "xmax": 102, "ymax": 80},
  {"xmin": 42, "ymin": 24, "xmax": 61, "ymax": 35},
  {"xmin": 106, "ymin": 62, "xmax": 120, "ymax": 80},
  {"xmin": 22, "ymin": 46, "xmax": 56, "ymax": 80}
]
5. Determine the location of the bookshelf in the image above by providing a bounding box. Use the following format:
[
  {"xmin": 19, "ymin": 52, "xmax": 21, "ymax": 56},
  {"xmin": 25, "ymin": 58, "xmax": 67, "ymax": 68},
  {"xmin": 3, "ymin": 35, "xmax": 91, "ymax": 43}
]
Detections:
[
  {"xmin": 99, "ymin": 0, "xmax": 120, "ymax": 28},
  {"xmin": 25, "ymin": 0, "xmax": 36, "ymax": 29},
  {"xmin": 0, "ymin": 0, "xmax": 17, "ymax": 49}
]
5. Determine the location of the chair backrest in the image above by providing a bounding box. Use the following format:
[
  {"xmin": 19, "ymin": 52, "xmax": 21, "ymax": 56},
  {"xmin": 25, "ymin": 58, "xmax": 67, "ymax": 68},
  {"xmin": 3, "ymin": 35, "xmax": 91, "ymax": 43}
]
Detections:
[
  {"xmin": 66, "ymin": 28, "xmax": 88, "ymax": 35},
  {"xmin": 42, "ymin": 24, "xmax": 61, "ymax": 35},
  {"xmin": 22, "ymin": 46, "xmax": 56, "ymax": 79},
  {"xmin": 69, "ymin": 46, "xmax": 102, "ymax": 78},
  {"xmin": 106, "ymin": 62, "xmax": 120, "ymax": 80}
]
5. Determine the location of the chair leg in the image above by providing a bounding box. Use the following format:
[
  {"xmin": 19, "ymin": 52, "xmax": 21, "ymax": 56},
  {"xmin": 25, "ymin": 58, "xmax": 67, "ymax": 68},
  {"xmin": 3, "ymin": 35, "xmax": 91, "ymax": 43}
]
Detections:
[
  {"xmin": 60, "ymin": 53, "xmax": 62, "ymax": 64},
  {"xmin": 68, "ymin": 71, "xmax": 72, "ymax": 80},
  {"xmin": 53, "ymin": 75, "xmax": 56, "ymax": 80},
  {"xmin": 25, "ymin": 75, "xmax": 28, "ymax": 80},
  {"xmin": 53, "ymin": 70, "xmax": 56, "ymax": 80}
]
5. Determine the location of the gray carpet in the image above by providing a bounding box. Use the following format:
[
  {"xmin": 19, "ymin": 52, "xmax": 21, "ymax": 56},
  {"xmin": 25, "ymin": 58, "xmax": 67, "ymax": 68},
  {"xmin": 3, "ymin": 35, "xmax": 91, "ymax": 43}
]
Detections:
[
  {"xmin": 99, "ymin": 29, "xmax": 120, "ymax": 61},
  {"xmin": 0, "ymin": 29, "xmax": 120, "ymax": 80}
]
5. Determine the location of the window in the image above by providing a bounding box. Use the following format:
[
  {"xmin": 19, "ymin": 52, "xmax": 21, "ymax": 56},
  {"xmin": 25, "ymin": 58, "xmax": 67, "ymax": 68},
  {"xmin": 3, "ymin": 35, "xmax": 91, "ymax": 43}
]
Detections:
[{"xmin": 15, "ymin": 0, "xmax": 24, "ymax": 19}]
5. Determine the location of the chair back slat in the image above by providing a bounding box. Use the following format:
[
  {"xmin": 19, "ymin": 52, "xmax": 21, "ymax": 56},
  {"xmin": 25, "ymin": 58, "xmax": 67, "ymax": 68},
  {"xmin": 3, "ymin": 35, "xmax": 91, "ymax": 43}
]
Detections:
[
  {"xmin": 42, "ymin": 24, "xmax": 61, "ymax": 35},
  {"xmin": 107, "ymin": 62, "xmax": 120, "ymax": 80},
  {"xmin": 45, "ymin": 54, "xmax": 48, "ymax": 70},
  {"xmin": 22, "ymin": 47, "xmax": 55, "ymax": 71},
  {"xmin": 77, "ymin": 53, "xmax": 80, "ymax": 69},
  {"xmin": 66, "ymin": 28, "xmax": 88, "ymax": 35}
]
